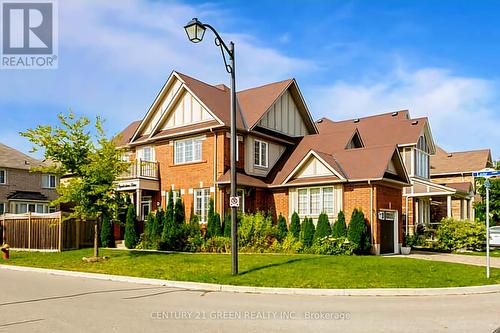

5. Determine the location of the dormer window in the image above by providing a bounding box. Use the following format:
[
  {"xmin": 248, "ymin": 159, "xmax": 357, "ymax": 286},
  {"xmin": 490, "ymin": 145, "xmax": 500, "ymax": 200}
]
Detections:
[
  {"xmin": 415, "ymin": 136, "xmax": 430, "ymax": 178},
  {"xmin": 254, "ymin": 140, "xmax": 268, "ymax": 168},
  {"xmin": 346, "ymin": 130, "xmax": 364, "ymax": 149}
]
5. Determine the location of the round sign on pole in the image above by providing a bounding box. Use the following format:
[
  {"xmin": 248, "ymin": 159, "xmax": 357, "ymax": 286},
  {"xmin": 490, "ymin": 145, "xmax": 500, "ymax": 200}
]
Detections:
[{"xmin": 229, "ymin": 196, "xmax": 240, "ymax": 208}]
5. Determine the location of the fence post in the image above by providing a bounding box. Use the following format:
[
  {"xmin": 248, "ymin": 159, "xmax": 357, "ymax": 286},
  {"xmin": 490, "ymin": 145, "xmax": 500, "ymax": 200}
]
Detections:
[
  {"xmin": 28, "ymin": 212, "xmax": 31, "ymax": 251},
  {"xmin": 58, "ymin": 211, "xmax": 63, "ymax": 252}
]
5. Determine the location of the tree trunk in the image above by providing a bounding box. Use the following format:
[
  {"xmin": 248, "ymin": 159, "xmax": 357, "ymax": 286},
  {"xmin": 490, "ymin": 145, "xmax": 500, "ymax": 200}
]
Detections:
[{"xmin": 94, "ymin": 218, "xmax": 99, "ymax": 258}]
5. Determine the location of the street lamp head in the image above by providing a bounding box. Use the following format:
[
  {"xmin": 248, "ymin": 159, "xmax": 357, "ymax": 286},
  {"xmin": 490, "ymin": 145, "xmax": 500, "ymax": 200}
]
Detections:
[{"xmin": 184, "ymin": 18, "xmax": 206, "ymax": 43}]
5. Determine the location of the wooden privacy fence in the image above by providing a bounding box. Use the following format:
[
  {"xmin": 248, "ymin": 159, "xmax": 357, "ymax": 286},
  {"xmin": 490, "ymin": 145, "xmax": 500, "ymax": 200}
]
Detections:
[{"xmin": 0, "ymin": 212, "xmax": 94, "ymax": 251}]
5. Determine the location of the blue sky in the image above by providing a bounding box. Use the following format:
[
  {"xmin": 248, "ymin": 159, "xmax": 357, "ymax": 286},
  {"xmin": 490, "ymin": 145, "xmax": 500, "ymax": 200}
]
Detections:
[{"xmin": 1, "ymin": 0, "xmax": 500, "ymax": 159}]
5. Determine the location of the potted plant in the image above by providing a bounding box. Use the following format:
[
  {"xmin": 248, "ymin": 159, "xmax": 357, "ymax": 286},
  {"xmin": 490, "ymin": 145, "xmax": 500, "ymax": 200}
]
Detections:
[{"xmin": 400, "ymin": 233, "xmax": 412, "ymax": 255}]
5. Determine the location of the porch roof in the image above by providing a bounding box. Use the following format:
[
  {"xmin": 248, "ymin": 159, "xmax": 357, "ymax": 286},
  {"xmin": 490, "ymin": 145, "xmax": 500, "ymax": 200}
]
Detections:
[{"xmin": 217, "ymin": 171, "xmax": 268, "ymax": 188}]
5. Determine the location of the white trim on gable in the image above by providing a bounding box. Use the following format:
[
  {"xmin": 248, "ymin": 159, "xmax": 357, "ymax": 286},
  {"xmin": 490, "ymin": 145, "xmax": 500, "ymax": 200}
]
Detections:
[{"xmin": 282, "ymin": 150, "xmax": 345, "ymax": 185}]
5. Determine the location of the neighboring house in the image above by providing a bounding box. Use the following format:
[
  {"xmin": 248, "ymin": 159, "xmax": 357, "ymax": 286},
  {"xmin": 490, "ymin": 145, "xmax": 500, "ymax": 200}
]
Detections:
[
  {"xmin": 116, "ymin": 71, "xmax": 410, "ymax": 255},
  {"xmin": 430, "ymin": 146, "xmax": 493, "ymax": 222},
  {"xmin": 0, "ymin": 143, "xmax": 59, "ymax": 214}
]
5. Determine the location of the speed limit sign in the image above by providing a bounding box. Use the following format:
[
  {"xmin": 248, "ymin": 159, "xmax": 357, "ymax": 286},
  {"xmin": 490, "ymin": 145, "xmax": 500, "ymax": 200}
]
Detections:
[{"xmin": 229, "ymin": 196, "xmax": 240, "ymax": 208}]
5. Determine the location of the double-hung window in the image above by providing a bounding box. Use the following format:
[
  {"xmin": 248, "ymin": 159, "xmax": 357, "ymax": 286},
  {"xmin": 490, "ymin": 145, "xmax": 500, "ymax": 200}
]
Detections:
[
  {"xmin": 175, "ymin": 137, "xmax": 203, "ymax": 164},
  {"xmin": 297, "ymin": 187, "xmax": 335, "ymax": 216},
  {"xmin": 0, "ymin": 169, "xmax": 6, "ymax": 184},
  {"xmin": 254, "ymin": 140, "xmax": 268, "ymax": 168},
  {"xmin": 139, "ymin": 146, "xmax": 154, "ymax": 162},
  {"xmin": 42, "ymin": 174, "xmax": 57, "ymax": 189},
  {"xmin": 194, "ymin": 188, "xmax": 210, "ymax": 223}
]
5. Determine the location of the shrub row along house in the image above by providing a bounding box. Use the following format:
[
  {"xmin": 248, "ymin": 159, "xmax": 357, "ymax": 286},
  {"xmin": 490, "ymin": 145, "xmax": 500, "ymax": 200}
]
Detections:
[
  {"xmin": 0, "ymin": 143, "xmax": 59, "ymax": 215},
  {"xmin": 115, "ymin": 71, "xmax": 491, "ymax": 255}
]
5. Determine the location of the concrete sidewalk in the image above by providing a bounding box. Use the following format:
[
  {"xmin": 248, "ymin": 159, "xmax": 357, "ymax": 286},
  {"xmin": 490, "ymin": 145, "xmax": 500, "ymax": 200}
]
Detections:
[{"xmin": 399, "ymin": 251, "xmax": 500, "ymax": 268}]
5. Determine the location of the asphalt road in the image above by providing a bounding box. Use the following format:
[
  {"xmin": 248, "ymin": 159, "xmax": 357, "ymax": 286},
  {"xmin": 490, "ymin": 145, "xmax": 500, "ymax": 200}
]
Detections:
[{"xmin": 1, "ymin": 269, "xmax": 499, "ymax": 333}]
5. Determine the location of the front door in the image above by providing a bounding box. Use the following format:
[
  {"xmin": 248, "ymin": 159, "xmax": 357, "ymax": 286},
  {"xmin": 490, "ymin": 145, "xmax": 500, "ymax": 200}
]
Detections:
[{"xmin": 379, "ymin": 210, "xmax": 396, "ymax": 254}]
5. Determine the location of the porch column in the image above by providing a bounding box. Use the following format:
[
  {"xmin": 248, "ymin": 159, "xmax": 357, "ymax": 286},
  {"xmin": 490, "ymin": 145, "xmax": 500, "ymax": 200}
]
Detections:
[
  {"xmin": 462, "ymin": 199, "xmax": 467, "ymax": 220},
  {"xmin": 446, "ymin": 195, "xmax": 452, "ymax": 218},
  {"xmin": 136, "ymin": 189, "xmax": 142, "ymax": 219},
  {"xmin": 469, "ymin": 199, "xmax": 474, "ymax": 221}
]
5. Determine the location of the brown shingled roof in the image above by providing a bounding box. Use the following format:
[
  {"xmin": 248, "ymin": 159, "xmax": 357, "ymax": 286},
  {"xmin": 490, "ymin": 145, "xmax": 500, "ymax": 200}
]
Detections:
[
  {"xmin": 316, "ymin": 110, "xmax": 429, "ymax": 148},
  {"xmin": 430, "ymin": 146, "xmax": 492, "ymax": 175},
  {"xmin": 237, "ymin": 79, "xmax": 293, "ymax": 129},
  {"xmin": 114, "ymin": 120, "xmax": 141, "ymax": 147},
  {"xmin": 0, "ymin": 143, "xmax": 50, "ymax": 170}
]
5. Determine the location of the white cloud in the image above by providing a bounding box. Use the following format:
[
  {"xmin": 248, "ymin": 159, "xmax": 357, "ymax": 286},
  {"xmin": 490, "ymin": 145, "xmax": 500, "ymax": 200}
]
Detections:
[
  {"xmin": 310, "ymin": 66, "xmax": 500, "ymax": 158},
  {"xmin": 0, "ymin": 0, "xmax": 312, "ymax": 148}
]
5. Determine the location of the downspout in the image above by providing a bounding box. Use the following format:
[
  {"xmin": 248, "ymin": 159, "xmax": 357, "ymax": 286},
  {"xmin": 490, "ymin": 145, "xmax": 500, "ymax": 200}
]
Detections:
[
  {"xmin": 405, "ymin": 195, "xmax": 409, "ymax": 235},
  {"xmin": 368, "ymin": 180, "xmax": 374, "ymax": 247},
  {"xmin": 212, "ymin": 129, "xmax": 218, "ymax": 216}
]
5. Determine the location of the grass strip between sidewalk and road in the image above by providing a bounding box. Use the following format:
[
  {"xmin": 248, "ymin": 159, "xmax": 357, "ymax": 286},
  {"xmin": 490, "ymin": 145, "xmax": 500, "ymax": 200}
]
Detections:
[{"xmin": 3, "ymin": 249, "xmax": 500, "ymax": 289}]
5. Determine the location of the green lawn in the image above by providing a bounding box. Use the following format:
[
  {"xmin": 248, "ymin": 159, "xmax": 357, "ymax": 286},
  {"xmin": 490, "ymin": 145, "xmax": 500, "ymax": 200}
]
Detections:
[{"xmin": 2, "ymin": 249, "xmax": 500, "ymax": 288}]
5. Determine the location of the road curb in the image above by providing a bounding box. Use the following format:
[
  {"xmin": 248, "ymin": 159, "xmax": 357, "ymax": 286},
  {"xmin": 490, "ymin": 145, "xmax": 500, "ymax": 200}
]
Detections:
[{"xmin": 2, "ymin": 264, "xmax": 500, "ymax": 296}]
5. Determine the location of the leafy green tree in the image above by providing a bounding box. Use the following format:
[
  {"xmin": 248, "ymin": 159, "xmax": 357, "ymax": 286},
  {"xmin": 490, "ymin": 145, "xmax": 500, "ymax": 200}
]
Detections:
[
  {"xmin": 290, "ymin": 212, "xmax": 301, "ymax": 239},
  {"xmin": 277, "ymin": 214, "xmax": 288, "ymax": 241},
  {"xmin": 223, "ymin": 213, "xmax": 231, "ymax": 237},
  {"xmin": 332, "ymin": 211, "xmax": 347, "ymax": 237},
  {"xmin": 347, "ymin": 208, "xmax": 371, "ymax": 254},
  {"xmin": 21, "ymin": 112, "xmax": 128, "ymax": 257},
  {"xmin": 314, "ymin": 213, "xmax": 331, "ymax": 240},
  {"xmin": 475, "ymin": 177, "xmax": 500, "ymax": 226},
  {"xmin": 300, "ymin": 217, "xmax": 315, "ymax": 247},
  {"xmin": 124, "ymin": 204, "xmax": 138, "ymax": 249},
  {"xmin": 100, "ymin": 211, "xmax": 115, "ymax": 248}
]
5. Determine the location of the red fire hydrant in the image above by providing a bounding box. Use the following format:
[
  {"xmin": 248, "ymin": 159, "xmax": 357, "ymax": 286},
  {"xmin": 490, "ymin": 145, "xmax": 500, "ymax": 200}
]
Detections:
[{"xmin": 1, "ymin": 244, "xmax": 10, "ymax": 260}]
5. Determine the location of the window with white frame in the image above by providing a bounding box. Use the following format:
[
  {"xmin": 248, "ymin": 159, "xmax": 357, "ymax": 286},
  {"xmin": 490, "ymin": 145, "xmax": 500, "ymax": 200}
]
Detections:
[
  {"xmin": 42, "ymin": 174, "xmax": 57, "ymax": 189},
  {"xmin": 139, "ymin": 146, "xmax": 154, "ymax": 162},
  {"xmin": 254, "ymin": 140, "xmax": 268, "ymax": 168},
  {"xmin": 0, "ymin": 169, "xmax": 6, "ymax": 184},
  {"xmin": 415, "ymin": 136, "xmax": 430, "ymax": 179},
  {"xmin": 194, "ymin": 188, "xmax": 210, "ymax": 222},
  {"xmin": 297, "ymin": 187, "xmax": 336, "ymax": 216},
  {"xmin": 174, "ymin": 137, "xmax": 203, "ymax": 164},
  {"xmin": 12, "ymin": 202, "xmax": 49, "ymax": 214}
]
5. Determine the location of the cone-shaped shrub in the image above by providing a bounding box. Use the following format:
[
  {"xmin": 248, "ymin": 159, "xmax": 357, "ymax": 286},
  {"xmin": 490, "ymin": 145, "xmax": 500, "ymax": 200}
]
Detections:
[
  {"xmin": 188, "ymin": 213, "xmax": 201, "ymax": 236},
  {"xmin": 206, "ymin": 198, "xmax": 216, "ymax": 239},
  {"xmin": 165, "ymin": 190, "xmax": 174, "ymax": 227},
  {"xmin": 314, "ymin": 213, "xmax": 331, "ymax": 240},
  {"xmin": 290, "ymin": 212, "xmax": 301, "ymax": 239},
  {"xmin": 100, "ymin": 212, "xmax": 115, "ymax": 248},
  {"xmin": 223, "ymin": 213, "xmax": 231, "ymax": 237},
  {"xmin": 154, "ymin": 208, "xmax": 165, "ymax": 239},
  {"xmin": 144, "ymin": 212, "xmax": 155, "ymax": 243},
  {"xmin": 124, "ymin": 204, "xmax": 138, "ymax": 249},
  {"xmin": 347, "ymin": 208, "xmax": 371, "ymax": 254},
  {"xmin": 214, "ymin": 213, "xmax": 222, "ymax": 236},
  {"xmin": 277, "ymin": 214, "xmax": 288, "ymax": 241},
  {"xmin": 174, "ymin": 196, "xmax": 185, "ymax": 225},
  {"xmin": 332, "ymin": 211, "xmax": 347, "ymax": 237},
  {"xmin": 300, "ymin": 217, "xmax": 315, "ymax": 247}
]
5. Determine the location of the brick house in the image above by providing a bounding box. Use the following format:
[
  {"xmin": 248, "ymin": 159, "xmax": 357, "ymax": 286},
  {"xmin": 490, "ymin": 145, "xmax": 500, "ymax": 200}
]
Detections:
[
  {"xmin": 430, "ymin": 146, "xmax": 492, "ymax": 222},
  {"xmin": 0, "ymin": 143, "xmax": 58, "ymax": 214},
  {"xmin": 116, "ymin": 71, "xmax": 412, "ymax": 254}
]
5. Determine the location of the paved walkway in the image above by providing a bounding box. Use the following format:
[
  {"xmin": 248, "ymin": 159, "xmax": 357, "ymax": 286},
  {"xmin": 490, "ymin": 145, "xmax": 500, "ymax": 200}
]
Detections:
[{"xmin": 401, "ymin": 251, "xmax": 500, "ymax": 268}]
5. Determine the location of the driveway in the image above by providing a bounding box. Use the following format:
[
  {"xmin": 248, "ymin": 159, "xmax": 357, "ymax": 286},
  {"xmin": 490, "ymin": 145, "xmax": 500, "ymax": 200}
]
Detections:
[
  {"xmin": 404, "ymin": 251, "xmax": 500, "ymax": 268},
  {"xmin": 0, "ymin": 269, "xmax": 499, "ymax": 333}
]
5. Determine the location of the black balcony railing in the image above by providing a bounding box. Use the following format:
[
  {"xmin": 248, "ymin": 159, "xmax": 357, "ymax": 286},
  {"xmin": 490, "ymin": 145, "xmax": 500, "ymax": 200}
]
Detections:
[{"xmin": 120, "ymin": 159, "xmax": 159, "ymax": 180}]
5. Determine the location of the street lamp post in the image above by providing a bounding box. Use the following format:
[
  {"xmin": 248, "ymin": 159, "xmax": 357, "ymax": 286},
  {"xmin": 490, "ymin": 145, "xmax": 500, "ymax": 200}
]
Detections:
[{"xmin": 184, "ymin": 18, "xmax": 238, "ymax": 275}]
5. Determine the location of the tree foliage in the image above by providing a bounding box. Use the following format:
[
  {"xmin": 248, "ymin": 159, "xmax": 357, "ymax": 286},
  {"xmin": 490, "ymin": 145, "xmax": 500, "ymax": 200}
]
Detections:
[
  {"xmin": 475, "ymin": 177, "xmax": 500, "ymax": 226},
  {"xmin": 290, "ymin": 212, "xmax": 301, "ymax": 239},
  {"xmin": 100, "ymin": 211, "xmax": 115, "ymax": 248},
  {"xmin": 124, "ymin": 204, "xmax": 138, "ymax": 249},
  {"xmin": 314, "ymin": 213, "xmax": 331, "ymax": 240},
  {"xmin": 332, "ymin": 211, "xmax": 347, "ymax": 237},
  {"xmin": 223, "ymin": 213, "xmax": 231, "ymax": 238},
  {"xmin": 206, "ymin": 198, "xmax": 216, "ymax": 239},
  {"xmin": 347, "ymin": 208, "xmax": 371, "ymax": 254},
  {"xmin": 277, "ymin": 214, "xmax": 288, "ymax": 242},
  {"xmin": 21, "ymin": 112, "xmax": 128, "ymax": 257},
  {"xmin": 174, "ymin": 196, "xmax": 185, "ymax": 225},
  {"xmin": 300, "ymin": 217, "xmax": 315, "ymax": 247}
]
